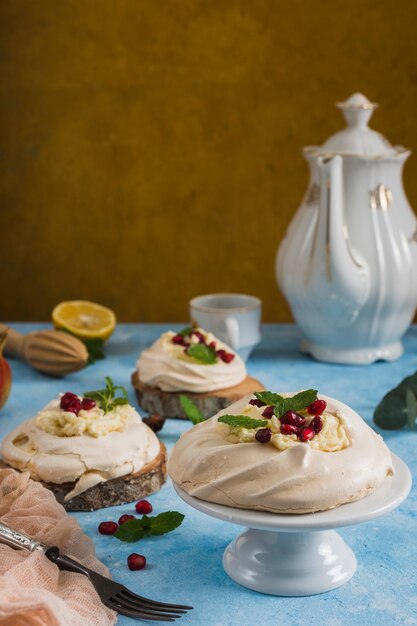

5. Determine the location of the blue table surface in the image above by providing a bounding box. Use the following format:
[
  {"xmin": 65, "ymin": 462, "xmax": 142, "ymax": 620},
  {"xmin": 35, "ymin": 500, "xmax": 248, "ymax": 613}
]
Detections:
[{"xmin": 1, "ymin": 323, "xmax": 417, "ymax": 626}]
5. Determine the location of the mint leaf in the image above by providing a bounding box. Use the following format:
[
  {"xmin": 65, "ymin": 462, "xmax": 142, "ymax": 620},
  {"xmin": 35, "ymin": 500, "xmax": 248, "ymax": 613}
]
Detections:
[
  {"xmin": 255, "ymin": 391, "xmax": 284, "ymax": 406},
  {"xmin": 286, "ymin": 389, "xmax": 318, "ymax": 411},
  {"xmin": 146, "ymin": 511, "xmax": 185, "ymax": 536},
  {"xmin": 178, "ymin": 326, "xmax": 193, "ymax": 337},
  {"xmin": 373, "ymin": 371, "xmax": 417, "ymax": 429},
  {"xmin": 84, "ymin": 377, "xmax": 129, "ymax": 413},
  {"xmin": 218, "ymin": 415, "xmax": 268, "ymax": 429},
  {"xmin": 114, "ymin": 512, "xmax": 185, "ymax": 542},
  {"xmin": 254, "ymin": 389, "xmax": 318, "ymax": 418},
  {"xmin": 187, "ymin": 343, "xmax": 217, "ymax": 365},
  {"xmin": 180, "ymin": 395, "xmax": 205, "ymax": 424}
]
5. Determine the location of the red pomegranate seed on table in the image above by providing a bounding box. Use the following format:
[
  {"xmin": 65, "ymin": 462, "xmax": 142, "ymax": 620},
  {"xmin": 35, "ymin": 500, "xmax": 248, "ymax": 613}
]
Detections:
[
  {"xmin": 98, "ymin": 521, "xmax": 118, "ymax": 535},
  {"xmin": 135, "ymin": 500, "xmax": 153, "ymax": 514},
  {"xmin": 118, "ymin": 514, "xmax": 136, "ymax": 525},
  {"xmin": 127, "ymin": 553, "xmax": 147, "ymax": 571},
  {"xmin": 307, "ymin": 399, "xmax": 327, "ymax": 415}
]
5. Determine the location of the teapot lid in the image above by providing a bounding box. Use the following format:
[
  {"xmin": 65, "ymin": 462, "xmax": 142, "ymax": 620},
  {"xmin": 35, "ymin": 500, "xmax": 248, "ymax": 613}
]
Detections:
[{"xmin": 313, "ymin": 93, "xmax": 400, "ymax": 157}]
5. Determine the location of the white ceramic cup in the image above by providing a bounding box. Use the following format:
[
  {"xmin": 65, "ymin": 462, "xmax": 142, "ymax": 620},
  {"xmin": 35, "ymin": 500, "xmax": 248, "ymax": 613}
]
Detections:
[{"xmin": 189, "ymin": 293, "xmax": 262, "ymax": 361}]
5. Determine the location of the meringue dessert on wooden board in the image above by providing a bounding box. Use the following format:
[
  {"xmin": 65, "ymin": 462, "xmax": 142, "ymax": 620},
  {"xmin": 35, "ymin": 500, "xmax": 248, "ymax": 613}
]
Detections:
[
  {"xmin": 0, "ymin": 378, "xmax": 166, "ymax": 511},
  {"xmin": 132, "ymin": 327, "xmax": 264, "ymax": 419},
  {"xmin": 168, "ymin": 390, "xmax": 394, "ymax": 514}
]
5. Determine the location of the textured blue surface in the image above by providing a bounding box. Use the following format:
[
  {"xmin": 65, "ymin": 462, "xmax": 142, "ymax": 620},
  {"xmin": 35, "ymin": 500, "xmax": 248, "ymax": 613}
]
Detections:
[{"xmin": 1, "ymin": 323, "xmax": 417, "ymax": 626}]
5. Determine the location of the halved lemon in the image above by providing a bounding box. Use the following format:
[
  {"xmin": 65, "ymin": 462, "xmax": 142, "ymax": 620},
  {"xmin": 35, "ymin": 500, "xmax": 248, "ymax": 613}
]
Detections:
[{"xmin": 52, "ymin": 300, "xmax": 116, "ymax": 341}]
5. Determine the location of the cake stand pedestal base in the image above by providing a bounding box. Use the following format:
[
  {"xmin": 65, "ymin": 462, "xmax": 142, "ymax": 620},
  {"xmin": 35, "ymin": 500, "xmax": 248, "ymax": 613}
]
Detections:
[{"xmin": 223, "ymin": 528, "xmax": 356, "ymax": 596}]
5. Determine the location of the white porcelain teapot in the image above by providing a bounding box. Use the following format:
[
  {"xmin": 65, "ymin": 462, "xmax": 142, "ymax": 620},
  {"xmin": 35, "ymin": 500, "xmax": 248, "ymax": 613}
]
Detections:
[{"xmin": 276, "ymin": 93, "xmax": 417, "ymax": 364}]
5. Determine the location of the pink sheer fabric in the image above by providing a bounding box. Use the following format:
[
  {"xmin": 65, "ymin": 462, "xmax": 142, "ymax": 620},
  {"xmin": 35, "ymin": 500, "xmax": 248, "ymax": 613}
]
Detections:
[{"xmin": 0, "ymin": 468, "xmax": 116, "ymax": 626}]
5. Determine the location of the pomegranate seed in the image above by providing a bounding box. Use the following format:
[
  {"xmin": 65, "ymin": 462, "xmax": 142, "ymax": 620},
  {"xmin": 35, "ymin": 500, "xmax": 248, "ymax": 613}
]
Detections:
[
  {"xmin": 217, "ymin": 349, "xmax": 235, "ymax": 363},
  {"xmin": 172, "ymin": 334, "xmax": 185, "ymax": 345},
  {"xmin": 311, "ymin": 416, "xmax": 323, "ymax": 434},
  {"xmin": 81, "ymin": 397, "xmax": 96, "ymax": 411},
  {"xmin": 208, "ymin": 341, "xmax": 217, "ymax": 349},
  {"xmin": 299, "ymin": 427, "xmax": 315, "ymax": 441},
  {"xmin": 191, "ymin": 330, "xmax": 206, "ymax": 343},
  {"xmin": 135, "ymin": 500, "xmax": 153, "ymax": 514},
  {"xmin": 98, "ymin": 521, "xmax": 118, "ymax": 535},
  {"xmin": 307, "ymin": 399, "xmax": 327, "ymax": 415},
  {"xmin": 280, "ymin": 423, "xmax": 299, "ymax": 436},
  {"xmin": 60, "ymin": 392, "xmax": 82, "ymax": 415},
  {"xmin": 280, "ymin": 410, "xmax": 306, "ymax": 427},
  {"xmin": 127, "ymin": 553, "xmax": 146, "ymax": 571},
  {"xmin": 249, "ymin": 398, "xmax": 266, "ymax": 407},
  {"xmin": 118, "ymin": 514, "xmax": 136, "ymax": 525},
  {"xmin": 262, "ymin": 405, "xmax": 274, "ymax": 418},
  {"xmin": 255, "ymin": 428, "xmax": 272, "ymax": 443}
]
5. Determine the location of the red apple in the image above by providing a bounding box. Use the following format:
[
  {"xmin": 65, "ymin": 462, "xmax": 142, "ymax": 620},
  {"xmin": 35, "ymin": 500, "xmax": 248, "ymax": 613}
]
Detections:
[{"xmin": 0, "ymin": 331, "xmax": 12, "ymax": 410}]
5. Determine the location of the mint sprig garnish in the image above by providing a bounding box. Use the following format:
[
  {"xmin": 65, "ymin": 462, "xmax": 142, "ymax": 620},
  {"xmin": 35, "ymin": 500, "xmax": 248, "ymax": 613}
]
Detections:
[
  {"xmin": 114, "ymin": 512, "xmax": 185, "ymax": 542},
  {"xmin": 186, "ymin": 343, "xmax": 217, "ymax": 365},
  {"xmin": 178, "ymin": 326, "xmax": 194, "ymax": 337},
  {"xmin": 84, "ymin": 376, "xmax": 129, "ymax": 413},
  {"xmin": 218, "ymin": 415, "xmax": 268, "ymax": 429},
  {"xmin": 179, "ymin": 395, "xmax": 205, "ymax": 424},
  {"xmin": 255, "ymin": 389, "xmax": 318, "ymax": 418}
]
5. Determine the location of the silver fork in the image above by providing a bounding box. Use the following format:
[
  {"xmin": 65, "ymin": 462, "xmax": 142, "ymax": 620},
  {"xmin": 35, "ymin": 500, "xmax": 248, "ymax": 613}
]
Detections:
[{"xmin": 0, "ymin": 522, "xmax": 192, "ymax": 622}]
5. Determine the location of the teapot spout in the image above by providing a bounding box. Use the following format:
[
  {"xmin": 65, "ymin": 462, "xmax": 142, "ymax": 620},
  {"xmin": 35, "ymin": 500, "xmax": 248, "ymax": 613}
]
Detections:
[{"xmin": 308, "ymin": 155, "xmax": 370, "ymax": 327}]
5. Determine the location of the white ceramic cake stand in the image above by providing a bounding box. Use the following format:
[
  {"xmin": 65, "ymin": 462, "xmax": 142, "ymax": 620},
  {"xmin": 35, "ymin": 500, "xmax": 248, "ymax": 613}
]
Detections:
[{"xmin": 173, "ymin": 453, "xmax": 411, "ymax": 596}]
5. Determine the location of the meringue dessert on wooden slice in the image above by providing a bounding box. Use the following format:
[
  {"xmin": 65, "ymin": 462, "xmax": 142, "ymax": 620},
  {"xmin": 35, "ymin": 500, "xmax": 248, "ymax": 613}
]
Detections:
[
  {"xmin": 1, "ymin": 377, "xmax": 166, "ymax": 511},
  {"xmin": 132, "ymin": 327, "xmax": 264, "ymax": 419},
  {"xmin": 168, "ymin": 389, "xmax": 394, "ymax": 514}
]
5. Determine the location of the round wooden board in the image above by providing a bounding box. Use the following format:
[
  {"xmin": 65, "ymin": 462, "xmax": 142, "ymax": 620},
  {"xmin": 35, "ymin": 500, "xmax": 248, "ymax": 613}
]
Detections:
[{"xmin": 131, "ymin": 371, "xmax": 264, "ymax": 419}]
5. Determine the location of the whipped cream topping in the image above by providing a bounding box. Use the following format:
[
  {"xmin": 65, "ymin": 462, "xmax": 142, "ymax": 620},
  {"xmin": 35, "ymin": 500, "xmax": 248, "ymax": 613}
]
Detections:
[
  {"xmin": 168, "ymin": 393, "xmax": 394, "ymax": 514},
  {"xmin": 136, "ymin": 329, "xmax": 246, "ymax": 393},
  {"xmin": 1, "ymin": 398, "xmax": 160, "ymax": 500},
  {"xmin": 218, "ymin": 397, "xmax": 350, "ymax": 452}
]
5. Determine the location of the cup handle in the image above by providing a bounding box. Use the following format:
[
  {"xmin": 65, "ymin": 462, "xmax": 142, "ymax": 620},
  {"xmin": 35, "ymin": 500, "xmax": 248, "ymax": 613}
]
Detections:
[{"xmin": 224, "ymin": 316, "xmax": 239, "ymax": 351}]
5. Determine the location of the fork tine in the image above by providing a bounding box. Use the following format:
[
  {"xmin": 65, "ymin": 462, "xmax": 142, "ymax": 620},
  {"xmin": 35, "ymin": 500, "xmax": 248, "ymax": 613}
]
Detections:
[
  {"xmin": 111, "ymin": 593, "xmax": 187, "ymax": 616},
  {"xmin": 114, "ymin": 592, "xmax": 187, "ymax": 615},
  {"xmin": 120, "ymin": 586, "xmax": 193, "ymax": 611},
  {"xmin": 105, "ymin": 599, "xmax": 179, "ymax": 621}
]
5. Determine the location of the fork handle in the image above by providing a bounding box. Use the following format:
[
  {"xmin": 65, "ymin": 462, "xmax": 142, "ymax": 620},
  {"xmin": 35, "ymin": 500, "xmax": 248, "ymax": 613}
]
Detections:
[{"xmin": 0, "ymin": 521, "xmax": 48, "ymax": 553}]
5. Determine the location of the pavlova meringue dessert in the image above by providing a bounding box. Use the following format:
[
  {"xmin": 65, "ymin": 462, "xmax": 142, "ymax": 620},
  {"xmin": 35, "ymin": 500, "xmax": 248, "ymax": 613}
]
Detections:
[
  {"xmin": 132, "ymin": 326, "xmax": 263, "ymax": 419},
  {"xmin": 168, "ymin": 389, "xmax": 394, "ymax": 514},
  {"xmin": 1, "ymin": 377, "xmax": 166, "ymax": 511}
]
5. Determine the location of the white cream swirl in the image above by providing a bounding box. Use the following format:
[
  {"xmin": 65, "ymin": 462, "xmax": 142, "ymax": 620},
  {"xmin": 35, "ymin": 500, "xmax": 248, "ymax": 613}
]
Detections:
[
  {"xmin": 168, "ymin": 393, "xmax": 394, "ymax": 514},
  {"xmin": 136, "ymin": 330, "xmax": 246, "ymax": 393},
  {"xmin": 1, "ymin": 399, "xmax": 160, "ymax": 500}
]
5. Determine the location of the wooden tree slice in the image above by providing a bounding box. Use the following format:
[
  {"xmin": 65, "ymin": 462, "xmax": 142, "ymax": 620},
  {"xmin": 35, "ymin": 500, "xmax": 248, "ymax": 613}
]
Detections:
[
  {"xmin": 131, "ymin": 371, "xmax": 264, "ymax": 419},
  {"xmin": 0, "ymin": 442, "xmax": 167, "ymax": 512}
]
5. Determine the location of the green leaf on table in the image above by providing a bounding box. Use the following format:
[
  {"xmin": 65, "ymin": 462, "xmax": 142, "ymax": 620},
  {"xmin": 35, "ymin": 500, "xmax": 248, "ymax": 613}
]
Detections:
[
  {"xmin": 218, "ymin": 415, "xmax": 268, "ymax": 429},
  {"xmin": 84, "ymin": 376, "xmax": 128, "ymax": 413},
  {"xmin": 372, "ymin": 371, "xmax": 417, "ymax": 429},
  {"xmin": 406, "ymin": 389, "xmax": 417, "ymax": 429},
  {"xmin": 186, "ymin": 343, "xmax": 217, "ymax": 365},
  {"xmin": 114, "ymin": 512, "xmax": 185, "ymax": 542},
  {"xmin": 179, "ymin": 395, "xmax": 205, "ymax": 424}
]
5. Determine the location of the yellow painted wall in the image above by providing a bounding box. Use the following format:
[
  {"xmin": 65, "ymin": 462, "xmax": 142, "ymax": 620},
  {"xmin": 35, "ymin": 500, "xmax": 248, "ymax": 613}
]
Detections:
[{"xmin": 1, "ymin": 0, "xmax": 417, "ymax": 322}]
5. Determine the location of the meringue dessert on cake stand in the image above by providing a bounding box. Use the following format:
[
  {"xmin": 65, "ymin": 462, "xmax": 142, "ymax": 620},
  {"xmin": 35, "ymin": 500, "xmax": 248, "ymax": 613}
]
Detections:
[{"xmin": 169, "ymin": 391, "xmax": 411, "ymax": 596}]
